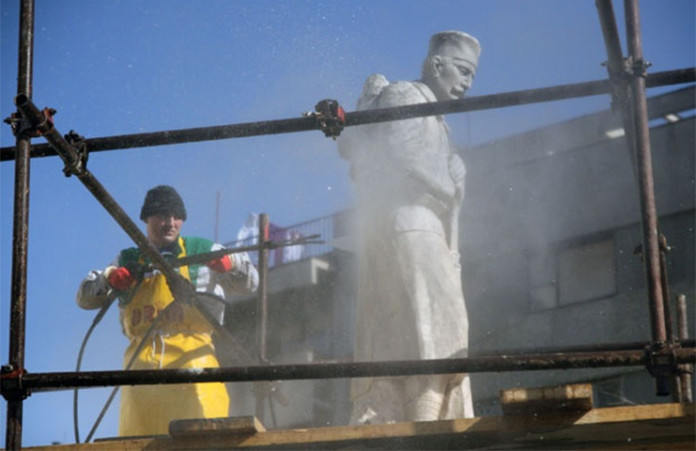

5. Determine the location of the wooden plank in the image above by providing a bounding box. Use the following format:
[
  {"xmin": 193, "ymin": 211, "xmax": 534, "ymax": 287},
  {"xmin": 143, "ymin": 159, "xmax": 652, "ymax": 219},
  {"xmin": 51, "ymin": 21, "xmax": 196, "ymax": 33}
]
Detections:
[
  {"xmin": 169, "ymin": 416, "xmax": 266, "ymax": 437},
  {"xmin": 24, "ymin": 403, "xmax": 694, "ymax": 450},
  {"xmin": 500, "ymin": 383, "xmax": 594, "ymax": 415}
]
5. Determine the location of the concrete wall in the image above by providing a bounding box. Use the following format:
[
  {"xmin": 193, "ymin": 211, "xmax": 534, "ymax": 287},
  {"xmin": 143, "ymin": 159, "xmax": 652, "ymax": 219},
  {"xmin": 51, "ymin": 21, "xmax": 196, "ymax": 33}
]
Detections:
[{"xmin": 461, "ymin": 89, "xmax": 695, "ymax": 413}]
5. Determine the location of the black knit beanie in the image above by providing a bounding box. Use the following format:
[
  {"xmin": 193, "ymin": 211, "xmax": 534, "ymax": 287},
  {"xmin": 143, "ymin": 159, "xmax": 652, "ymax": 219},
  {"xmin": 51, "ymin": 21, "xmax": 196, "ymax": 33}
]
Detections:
[{"xmin": 140, "ymin": 185, "xmax": 187, "ymax": 221}]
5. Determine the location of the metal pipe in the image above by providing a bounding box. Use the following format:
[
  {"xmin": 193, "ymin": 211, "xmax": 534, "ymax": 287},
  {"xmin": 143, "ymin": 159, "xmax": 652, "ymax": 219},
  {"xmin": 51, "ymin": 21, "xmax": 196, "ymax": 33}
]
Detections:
[
  {"xmin": 11, "ymin": 347, "xmax": 696, "ymax": 393},
  {"xmin": 257, "ymin": 213, "xmax": 270, "ymax": 364},
  {"xmin": 595, "ymin": 0, "xmax": 639, "ymax": 174},
  {"xmin": 656, "ymin": 235, "xmax": 680, "ymax": 401},
  {"xmin": 595, "ymin": 0, "xmax": 627, "ymax": 84},
  {"xmin": 133, "ymin": 233, "xmax": 321, "ymax": 270},
  {"xmin": 2, "ymin": 68, "xmax": 694, "ymax": 162},
  {"xmin": 624, "ymin": 0, "xmax": 668, "ymax": 348},
  {"xmin": 677, "ymin": 295, "xmax": 693, "ymax": 402},
  {"xmin": 473, "ymin": 339, "xmax": 695, "ymax": 357},
  {"xmin": 214, "ymin": 191, "xmax": 220, "ymax": 243},
  {"xmin": 254, "ymin": 214, "xmax": 270, "ymax": 422},
  {"xmin": 5, "ymin": 0, "xmax": 34, "ymax": 449},
  {"xmin": 659, "ymin": 235, "xmax": 674, "ymax": 343},
  {"xmin": 596, "ymin": 0, "xmax": 671, "ymax": 396}
]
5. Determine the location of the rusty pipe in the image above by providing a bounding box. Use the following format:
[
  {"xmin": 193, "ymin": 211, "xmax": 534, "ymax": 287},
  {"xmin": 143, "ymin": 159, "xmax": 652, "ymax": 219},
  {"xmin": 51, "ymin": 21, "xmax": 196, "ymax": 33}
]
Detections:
[
  {"xmin": 677, "ymin": 295, "xmax": 693, "ymax": 402},
  {"xmin": 595, "ymin": 0, "xmax": 639, "ymax": 174},
  {"xmin": 5, "ymin": 0, "xmax": 35, "ymax": 449},
  {"xmin": 623, "ymin": 0, "xmax": 668, "ymax": 347},
  {"xmin": 8, "ymin": 347, "xmax": 694, "ymax": 394},
  {"xmin": 3, "ymin": 68, "xmax": 694, "ymax": 162},
  {"xmin": 254, "ymin": 214, "xmax": 270, "ymax": 422},
  {"xmin": 596, "ymin": 0, "xmax": 670, "ymax": 396}
]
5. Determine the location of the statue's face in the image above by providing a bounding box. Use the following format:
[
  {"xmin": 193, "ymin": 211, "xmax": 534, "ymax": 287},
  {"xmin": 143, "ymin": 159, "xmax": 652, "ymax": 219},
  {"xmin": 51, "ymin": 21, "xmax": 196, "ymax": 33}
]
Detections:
[{"xmin": 430, "ymin": 56, "xmax": 477, "ymax": 101}]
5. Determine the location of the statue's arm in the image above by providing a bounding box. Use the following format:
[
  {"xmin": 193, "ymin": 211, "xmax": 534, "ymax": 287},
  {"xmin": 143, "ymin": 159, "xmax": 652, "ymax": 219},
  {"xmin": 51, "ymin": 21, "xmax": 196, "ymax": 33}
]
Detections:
[{"xmin": 375, "ymin": 82, "xmax": 457, "ymax": 201}]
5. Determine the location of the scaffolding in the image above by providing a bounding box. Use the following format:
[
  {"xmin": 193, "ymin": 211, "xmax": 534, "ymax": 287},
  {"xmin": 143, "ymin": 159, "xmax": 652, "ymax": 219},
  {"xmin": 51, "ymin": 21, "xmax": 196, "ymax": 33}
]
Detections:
[{"xmin": 2, "ymin": 0, "xmax": 695, "ymax": 449}]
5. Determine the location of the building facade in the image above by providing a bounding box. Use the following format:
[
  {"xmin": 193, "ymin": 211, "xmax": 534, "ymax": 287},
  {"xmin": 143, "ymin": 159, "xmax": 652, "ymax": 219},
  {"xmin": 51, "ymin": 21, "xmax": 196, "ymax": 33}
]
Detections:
[{"xmin": 220, "ymin": 86, "xmax": 695, "ymax": 427}]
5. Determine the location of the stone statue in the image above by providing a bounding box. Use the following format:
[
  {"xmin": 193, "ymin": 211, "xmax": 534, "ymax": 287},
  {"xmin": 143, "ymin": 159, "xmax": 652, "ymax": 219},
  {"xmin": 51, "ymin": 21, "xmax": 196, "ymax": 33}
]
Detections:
[{"xmin": 338, "ymin": 30, "xmax": 480, "ymax": 423}]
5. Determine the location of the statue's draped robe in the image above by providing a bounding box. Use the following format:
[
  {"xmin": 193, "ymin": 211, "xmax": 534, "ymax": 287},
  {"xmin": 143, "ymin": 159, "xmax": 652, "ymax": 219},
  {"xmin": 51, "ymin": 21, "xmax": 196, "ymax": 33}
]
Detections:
[{"xmin": 339, "ymin": 75, "xmax": 474, "ymax": 423}]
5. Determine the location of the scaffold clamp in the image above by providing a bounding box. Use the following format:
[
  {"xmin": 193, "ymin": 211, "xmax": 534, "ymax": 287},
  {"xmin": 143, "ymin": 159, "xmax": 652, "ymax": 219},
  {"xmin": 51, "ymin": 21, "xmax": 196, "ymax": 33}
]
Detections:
[
  {"xmin": 1, "ymin": 364, "xmax": 30, "ymax": 402},
  {"xmin": 627, "ymin": 56, "xmax": 652, "ymax": 78},
  {"xmin": 3, "ymin": 106, "xmax": 55, "ymax": 139},
  {"xmin": 645, "ymin": 342, "xmax": 679, "ymax": 396},
  {"xmin": 307, "ymin": 99, "xmax": 345, "ymax": 140},
  {"xmin": 62, "ymin": 130, "xmax": 89, "ymax": 177}
]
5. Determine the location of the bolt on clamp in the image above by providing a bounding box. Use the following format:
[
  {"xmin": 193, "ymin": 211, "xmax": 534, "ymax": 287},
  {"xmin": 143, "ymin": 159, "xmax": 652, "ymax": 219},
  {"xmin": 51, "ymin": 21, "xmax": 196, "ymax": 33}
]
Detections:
[{"xmin": 304, "ymin": 99, "xmax": 346, "ymax": 140}]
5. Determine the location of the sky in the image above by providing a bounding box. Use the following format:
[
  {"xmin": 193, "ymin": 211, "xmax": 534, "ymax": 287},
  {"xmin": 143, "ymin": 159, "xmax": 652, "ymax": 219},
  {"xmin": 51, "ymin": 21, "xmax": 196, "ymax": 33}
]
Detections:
[{"xmin": 1, "ymin": 0, "xmax": 694, "ymax": 446}]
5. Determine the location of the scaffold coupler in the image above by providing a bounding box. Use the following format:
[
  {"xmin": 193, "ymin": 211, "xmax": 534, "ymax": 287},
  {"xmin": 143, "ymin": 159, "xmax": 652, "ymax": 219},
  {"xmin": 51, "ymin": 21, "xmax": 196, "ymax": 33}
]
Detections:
[
  {"xmin": 4, "ymin": 106, "xmax": 54, "ymax": 140},
  {"xmin": 63, "ymin": 129, "xmax": 89, "ymax": 177},
  {"xmin": 1, "ymin": 364, "xmax": 30, "ymax": 402},
  {"xmin": 309, "ymin": 99, "xmax": 345, "ymax": 139},
  {"xmin": 645, "ymin": 341, "xmax": 679, "ymax": 396}
]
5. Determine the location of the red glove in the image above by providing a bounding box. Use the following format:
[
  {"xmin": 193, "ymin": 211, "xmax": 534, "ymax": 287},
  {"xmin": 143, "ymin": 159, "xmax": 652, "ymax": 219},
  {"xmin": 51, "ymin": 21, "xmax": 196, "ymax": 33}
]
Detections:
[
  {"xmin": 207, "ymin": 255, "xmax": 233, "ymax": 273},
  {"xmin": 105, "ymin": 266, "xmax": 135, "ymax": 291}
]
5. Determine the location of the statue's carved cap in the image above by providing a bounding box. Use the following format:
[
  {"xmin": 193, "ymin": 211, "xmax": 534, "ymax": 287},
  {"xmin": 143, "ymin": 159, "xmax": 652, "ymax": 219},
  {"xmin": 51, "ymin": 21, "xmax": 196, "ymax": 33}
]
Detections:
[{"xmin": 428, "ymin": 30, "xmax": 480, "ymax": 65}]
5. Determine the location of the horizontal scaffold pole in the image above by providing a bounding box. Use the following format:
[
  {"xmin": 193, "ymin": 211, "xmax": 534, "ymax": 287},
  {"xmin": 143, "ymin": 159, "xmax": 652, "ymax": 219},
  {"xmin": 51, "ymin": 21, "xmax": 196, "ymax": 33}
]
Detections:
[
  {"xmin": 1, "ymin": 68, "xmax": 693, "ymax": 162},
  {"xmin": 14, "ymin": 345, "xmax": 696, "ymax": 393}
]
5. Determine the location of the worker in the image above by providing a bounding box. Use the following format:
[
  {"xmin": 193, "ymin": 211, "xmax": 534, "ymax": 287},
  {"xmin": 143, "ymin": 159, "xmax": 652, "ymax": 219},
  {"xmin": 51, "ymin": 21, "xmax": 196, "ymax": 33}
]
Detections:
[
  {"xmin": 76, "ymin": 185, "xmax": 259, "ymax": 436},
  {"xmin": 338, "ymin": 31, "xmax": 480, "ymax": 423}
]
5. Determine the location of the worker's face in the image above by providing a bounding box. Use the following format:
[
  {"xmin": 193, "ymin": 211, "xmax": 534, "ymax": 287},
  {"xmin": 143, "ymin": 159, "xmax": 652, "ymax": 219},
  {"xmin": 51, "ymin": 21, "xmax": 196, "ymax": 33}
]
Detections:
[
  {"xmin": 145, "ymin": 213, "xmax": 184, "ymax": 248},
  {"xmin": 430, "ymin": 55, "xmax": 477, "ymax": 101}
]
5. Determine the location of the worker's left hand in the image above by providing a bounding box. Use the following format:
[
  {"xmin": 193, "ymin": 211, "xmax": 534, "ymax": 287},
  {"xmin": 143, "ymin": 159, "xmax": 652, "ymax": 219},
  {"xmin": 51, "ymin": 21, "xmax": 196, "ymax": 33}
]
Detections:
[{"xmin": 207, "ymin": 254, "xmax": 234, "ymax": 273}]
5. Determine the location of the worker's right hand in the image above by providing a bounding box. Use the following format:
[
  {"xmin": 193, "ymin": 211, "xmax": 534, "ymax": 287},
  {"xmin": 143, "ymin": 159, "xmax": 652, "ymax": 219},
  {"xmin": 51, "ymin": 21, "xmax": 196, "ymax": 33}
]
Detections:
[
  {"xmin": 104, "ymin": 265, "xmax": 135, "ymax": 291},
  {"xmin": 207, "ymin": 254, "xmax": 233, "ymax": 273}
]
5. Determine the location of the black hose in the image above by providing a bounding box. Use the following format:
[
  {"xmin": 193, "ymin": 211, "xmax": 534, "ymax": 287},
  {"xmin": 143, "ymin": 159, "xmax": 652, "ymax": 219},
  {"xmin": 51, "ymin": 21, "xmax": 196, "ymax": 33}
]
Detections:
[
  {"xmin": 73, "ymin": 292, "xmax": 117, "ymax": 444},
  {"xmin": 84, "ymin": 301, "xmax": 168, "ymax": 443},
  {"xmin": 82, "ymin": 290, "xmax": 247, "ymax": 442}
]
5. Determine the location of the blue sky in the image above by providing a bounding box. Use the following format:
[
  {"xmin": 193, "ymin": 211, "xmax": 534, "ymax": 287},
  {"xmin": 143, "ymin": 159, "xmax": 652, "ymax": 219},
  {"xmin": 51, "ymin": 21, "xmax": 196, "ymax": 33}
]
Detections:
[{"xmin": 1, "ymin": 0, "xmax": 694, "ymax": 446}]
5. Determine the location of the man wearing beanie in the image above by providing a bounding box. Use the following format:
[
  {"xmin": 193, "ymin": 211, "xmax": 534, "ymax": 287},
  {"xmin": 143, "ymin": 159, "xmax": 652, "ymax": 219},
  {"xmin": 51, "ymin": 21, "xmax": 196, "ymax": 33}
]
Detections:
[
  {"xmin": 338, "ymin": 31, "xmax": 479, "ymax": 423},
  {"xmin": 77, "ymin": 185, "xmax": 259, "ymax": 437}
]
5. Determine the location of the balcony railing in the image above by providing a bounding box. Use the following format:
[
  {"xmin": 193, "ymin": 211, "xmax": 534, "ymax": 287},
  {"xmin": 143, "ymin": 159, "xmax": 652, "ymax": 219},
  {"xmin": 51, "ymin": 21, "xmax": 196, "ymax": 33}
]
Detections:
[{"xmin": 223, "ymin": 213, "xmax": 338, "ymax": 268}]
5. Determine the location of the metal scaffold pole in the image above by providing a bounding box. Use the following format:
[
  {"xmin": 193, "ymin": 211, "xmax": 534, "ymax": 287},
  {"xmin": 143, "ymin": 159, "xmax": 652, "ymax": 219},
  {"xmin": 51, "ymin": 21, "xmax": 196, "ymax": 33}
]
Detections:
[
  {"xmin": 1, "ymin": 68, "xmax": 693, "ymax": 162},
  {"xmin": 596, "ymin": 0, "xmax": 675, "ymax": 396},
  {"xmin": 623, "ymin": 0, "xmax": 668, "ymax": 348},
  {"xmin": 4, "ymin": 1, "xmax": 34, "ymax": 449},
  {"xmin": 8, "ymin": 345, "xmax": 696, "ymax": 393},
  {"xmin": 255, "ymin": 213, "xmax": 271, "ymax": 422}
]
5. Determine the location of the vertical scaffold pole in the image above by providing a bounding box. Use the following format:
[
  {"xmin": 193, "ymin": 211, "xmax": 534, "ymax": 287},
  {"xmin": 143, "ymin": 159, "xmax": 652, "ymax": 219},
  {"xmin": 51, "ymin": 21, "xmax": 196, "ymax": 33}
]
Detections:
[
  {"xmin": 596, "ymin": 0, "xmax": 670, "ymax": 396},
  {"xmin": 6, "ymin": 1, "xmax": 35, "ymax": 449},
  {"xmin": 255, "ymin": 213, "xmax": 270, "ymax": 420},
  {"xmin": 623, "ymin": 0, "xmax": 668, "ymax": 347}
]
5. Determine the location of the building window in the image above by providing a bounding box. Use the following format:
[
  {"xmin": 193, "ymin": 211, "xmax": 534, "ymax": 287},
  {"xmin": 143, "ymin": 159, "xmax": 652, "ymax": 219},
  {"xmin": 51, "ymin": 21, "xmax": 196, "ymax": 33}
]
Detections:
[
  {"xmin": 558, "ymin": 238, "xmax": 616, "ymax": 305},
  {"xmin": 529, "ymin": 236, "xmax": 616, "ymax": 311},
  {"xmin": 529, "ymin": 247, "xmax": 558, "ymax": 311}
]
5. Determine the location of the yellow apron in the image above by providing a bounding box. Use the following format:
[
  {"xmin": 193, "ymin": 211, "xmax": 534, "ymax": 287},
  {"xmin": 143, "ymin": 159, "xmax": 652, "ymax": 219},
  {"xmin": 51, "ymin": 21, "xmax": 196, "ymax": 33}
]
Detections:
[{"xmin": 118, "ymin": 237, "xmax": 229, "ymax": 437}]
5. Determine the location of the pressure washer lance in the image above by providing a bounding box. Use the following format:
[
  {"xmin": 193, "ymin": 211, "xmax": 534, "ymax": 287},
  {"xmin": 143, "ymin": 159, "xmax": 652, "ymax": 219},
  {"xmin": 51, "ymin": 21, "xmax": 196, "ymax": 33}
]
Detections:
[{"xmin": 158, "ymin": 233, "xmax": 322, "ymax": 270}]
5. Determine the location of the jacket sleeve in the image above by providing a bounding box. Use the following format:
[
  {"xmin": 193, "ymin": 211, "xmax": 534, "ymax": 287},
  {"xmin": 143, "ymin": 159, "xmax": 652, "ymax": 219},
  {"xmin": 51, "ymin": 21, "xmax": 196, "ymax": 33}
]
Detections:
[
  {"xmin": 210, "ymin": 242, "xmax": 259, "ymax": 296},
  {"xmin": 75, "ymin": 256, "xmax": 119, "ymax": 310}
]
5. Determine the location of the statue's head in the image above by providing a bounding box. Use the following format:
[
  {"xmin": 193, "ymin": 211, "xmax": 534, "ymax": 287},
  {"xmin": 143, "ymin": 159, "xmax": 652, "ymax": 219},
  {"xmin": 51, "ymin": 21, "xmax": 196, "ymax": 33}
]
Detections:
[{"xmin": 421, "ymin": 31, "xmax": 481, "ymax": 101}]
